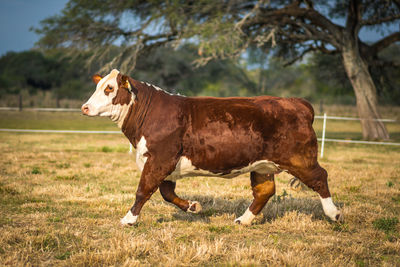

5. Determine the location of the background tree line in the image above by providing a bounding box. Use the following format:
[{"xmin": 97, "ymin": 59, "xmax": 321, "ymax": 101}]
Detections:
[{"xmin": 1, "ymin": 43, "xmax": 399, "ymax": 106}]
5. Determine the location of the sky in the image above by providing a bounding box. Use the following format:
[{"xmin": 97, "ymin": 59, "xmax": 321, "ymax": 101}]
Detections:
[
  {"xmin": 0, "ymin": 0, "xmax": 397, "ymax": 56},
  {"xmin": 0, "ymin": 0, "xmax": 69, "ymax": 55}
]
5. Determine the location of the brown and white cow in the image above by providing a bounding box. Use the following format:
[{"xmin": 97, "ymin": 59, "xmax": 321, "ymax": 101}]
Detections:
[{"xmin": 82, "ymin": 69, "xmax": 342, "ymax": 226}]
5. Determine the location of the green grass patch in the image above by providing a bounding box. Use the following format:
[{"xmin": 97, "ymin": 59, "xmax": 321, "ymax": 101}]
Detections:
[
  {"xmin": 0, "ymin": 111, "xmax": 117, "ymax": 131},
  {"xmin": 55, "ymin": 251, "xmax": 71, "ymax": 260},
  {"xmin": 202, "ymin": 208, "xmax": 218, "ymax": 217},
  {"xmin": 83, "ymin": 163, "xmax": 91, "ymax": 168},
  {"xmin": 54, "ymin": 174, "xmax": 80, "ymax": 181},
  {"xmin": 101, "ymin": 146, "xmax": 113, "ymax": 153},
  {"xmin": 56, "ymin": 163, "xmax": 70, "ymax": 169},
  {"xmin": 347, "ymin": 185, "xmax": 361, "ymax": 193},
  {"xmin": 0, "ymin": 184, "xmax": 19, "ymax": 195},
  {"xmin": 31, "ymin": 166, "xmax": 41, "ymax": 174},
  {"xmin": 373, "ymin": 217, "xmax": 399, "ymax": 234},
  {"xmin": 207, "ymin": 225, "xmax": 232, "ymax": 234},
  {"xmin": 391, "ymin": 195, "xmax": 400, "ymax": 204},
  {"xmin": 332, "ymin": 223, "xmax": 350, "ymax": 232}
]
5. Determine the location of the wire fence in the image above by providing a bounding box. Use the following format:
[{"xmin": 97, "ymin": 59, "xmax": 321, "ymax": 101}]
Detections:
[
  {"xmin": 0, "ymin": 107, "xmax": 81, "ymax": 112},
  {"xmin": 317, "ymin": 113, "xmax": 400, "ymax": 158},
  {"xmin": 314, "ymin": 115, "xmax": 397, "ymax": 122}
]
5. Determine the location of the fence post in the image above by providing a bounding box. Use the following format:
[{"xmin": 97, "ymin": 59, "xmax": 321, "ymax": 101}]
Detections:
[{"xmin": 320, "ymin": 113, "xmax": 327, "ymax": 158}]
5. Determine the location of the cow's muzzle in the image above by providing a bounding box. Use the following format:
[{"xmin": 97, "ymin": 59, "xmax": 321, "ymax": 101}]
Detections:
[{"xmin": 81, "ymin": 104, "xmax": 90, "ymax": 115}]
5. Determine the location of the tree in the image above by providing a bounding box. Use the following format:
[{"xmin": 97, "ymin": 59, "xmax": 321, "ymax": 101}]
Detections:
[
  {"xmin": 0, "ymin": 51, "xmax": 57, "ymax": 94},
  {"xmin": 370, "ymin": 43, "xmax": 400, "ymax": 104},
  {"xmin": 308, "ymin": 52, "xmax": 354, "ymax": 103},
  {"xmin": 0, "ymin": 50, "xmax": 95, "ymax": 103},
  {"xmin": 133, "ymin": 44, "xmax": 257, "ymax": 96},
  {"xmin": 308, "ymin": 46, "xmax": 400, "ymax": 105},
  {"xmin": 35, "ymin": 0, "xmax": 400, "ymax": 139}
]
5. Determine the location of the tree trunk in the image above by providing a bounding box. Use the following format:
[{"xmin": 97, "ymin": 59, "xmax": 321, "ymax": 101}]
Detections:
[{"xmin": 342, "ymin": 44, "xmax": 389, "ymax": 140}]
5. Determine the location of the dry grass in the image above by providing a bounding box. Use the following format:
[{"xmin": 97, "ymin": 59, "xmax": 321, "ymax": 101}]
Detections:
[{"xmin": 0, "ymin": 111, "xmax": 399, "ymax": 266}]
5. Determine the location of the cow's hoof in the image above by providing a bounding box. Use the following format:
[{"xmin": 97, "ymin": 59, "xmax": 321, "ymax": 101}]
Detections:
[
  {"xmin": 234, "ymin": 218, "xmax": 242, "ymax": 225},
  {"xmin": 120, "ymin": 210, "xmax": 138, "ymax": 226},
  {"xmin": 234, "ymin": 208, "xmax": 255, "ymax": 226},
  {"xmin": 333, "ymin": 211, "xmax": 344, "ymax": 223},
  {"xmin": 187, "ymin": 201, "xmax": 202, "ymax": 213},
  {"xmin": 234, "ymin": 217, "xmax": 252, "ymax": 226}
]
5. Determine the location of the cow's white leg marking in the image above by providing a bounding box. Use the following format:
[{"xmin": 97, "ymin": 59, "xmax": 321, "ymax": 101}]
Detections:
[
  {"xmin": 120, "ymin": 210, "xmax": 138, "ymax": 226},
  {"xmin": 136, "ymin": 136, "xmax": 148, "ymax": 172},
  {"xmin": 187, "ymin": 201, "xmax": 202, "ymax": 213},
  {"xmin": 320, "ymin": 197, "xmax": 342, "ymax": 222},
  {"xmin": 234, "ymin": 207, "xmax": 256, "ymax": 225}
]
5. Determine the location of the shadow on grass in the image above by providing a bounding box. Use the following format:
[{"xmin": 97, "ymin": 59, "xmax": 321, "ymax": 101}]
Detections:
[{"xmin": 167, "ymin": 194, "xmax": 344, "ymax": 224}]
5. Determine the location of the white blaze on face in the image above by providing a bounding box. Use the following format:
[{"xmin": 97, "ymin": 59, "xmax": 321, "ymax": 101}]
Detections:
[
  {"xmin": 82, "ymin": 69, "xmax": 134, "ymax": 128},
  {"xmin": 84, "ymin": 69, "xmax": 120, "ymax": 116}
]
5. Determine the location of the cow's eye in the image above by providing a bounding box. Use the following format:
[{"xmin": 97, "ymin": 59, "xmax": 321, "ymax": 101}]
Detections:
[{"xmin": 104, "ymin": 85, "xmax": 114, "ymax": 94}]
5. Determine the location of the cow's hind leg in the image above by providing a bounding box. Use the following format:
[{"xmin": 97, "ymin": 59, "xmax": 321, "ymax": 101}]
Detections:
[
  {"xmin": 159, "ymin": 180, "xmax": 202, "ymax": 213},
  {"xmin": 235, "ymin": 172, "xmax": 275, "ymax": 225},
  {"xmin": 292, "ymin": 164, "xmax": 342, "ymax": 222}
]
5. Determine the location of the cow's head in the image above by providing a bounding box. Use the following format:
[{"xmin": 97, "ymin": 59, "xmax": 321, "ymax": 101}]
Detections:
[{"xmin": 81, "ymin": 69, "xmax": 136, "ymax": 124}]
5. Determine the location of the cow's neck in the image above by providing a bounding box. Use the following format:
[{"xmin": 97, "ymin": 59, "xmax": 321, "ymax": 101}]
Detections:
[
  {"xmin": 121, "ymin": 79, "xmax": 155, "ymax": 146},
  {"xmin": 111, "ymin": 99, "xmax": 134, "ymax": 128}
]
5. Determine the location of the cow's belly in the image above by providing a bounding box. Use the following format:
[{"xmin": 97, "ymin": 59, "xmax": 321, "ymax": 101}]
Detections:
[{"xmin": 165, "ymin": 156, "xmax": 281, "ymax": 182}]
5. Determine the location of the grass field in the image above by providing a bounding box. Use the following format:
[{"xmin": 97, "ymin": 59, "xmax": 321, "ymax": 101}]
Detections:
[{"xmin": 0, "ymin": 110, "xmax": 399, "ymax": 266}]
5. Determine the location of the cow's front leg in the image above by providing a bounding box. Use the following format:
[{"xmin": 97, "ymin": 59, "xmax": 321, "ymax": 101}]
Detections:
[
  {"xmin": 235, "ymin": 172, "xmax": 275, "ymax": 225},
  {"xmin": 159, "ymin": 180, "xmax": 202, "ymax": 213},
  {"xmin": 121, "ymin": 159, "xmax": 174, "ymax": 226}
]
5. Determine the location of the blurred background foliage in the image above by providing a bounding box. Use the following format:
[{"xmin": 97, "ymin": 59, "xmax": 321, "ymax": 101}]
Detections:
[{"xmin": 0, "ymin": 43, "xmax": 399, "ymax": 107}]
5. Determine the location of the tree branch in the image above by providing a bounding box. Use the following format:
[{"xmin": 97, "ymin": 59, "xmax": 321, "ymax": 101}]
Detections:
[
  {"xmin": 244, "ymin": 5, "xmax": 343, "ymax": 48},
  {"xmin": 316, "ymin": 44, "xmax": 339, "ymax": 54},
  {"xmin": 345, "ymin": 0, "xmax": 362, "ymax": 37},
  {"xmin": 283, "ymin": 46, "xmax": 315, "ymax": 67},
  {"xmin": 370, "ymin": 32, "xmax": 400, "ymax": 54},
  {"xmin": 360, "ymin": 14, "xmax": 400, "ymax": 26}
]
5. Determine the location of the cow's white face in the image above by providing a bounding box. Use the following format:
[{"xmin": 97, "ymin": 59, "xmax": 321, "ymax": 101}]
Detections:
[
  {"xmin": 81, "ymin": 69, "xmax": 120, "ymax": 117},
  {"xmin": 82, "ymin": 69, "xmax": 134, "ymax": 128}
]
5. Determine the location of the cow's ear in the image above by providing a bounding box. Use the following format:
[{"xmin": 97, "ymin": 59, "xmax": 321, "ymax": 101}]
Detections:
[
  {"xmin": 120, "ymin": 75, "xmax": 130, "ymax": 89},
  {"xmin": 120, "ymin": 75, "xmax": 138, "ymax": 95},
  {"xmin": 92, "ymin": 74, "xmax": 103, "ymax": 84}
]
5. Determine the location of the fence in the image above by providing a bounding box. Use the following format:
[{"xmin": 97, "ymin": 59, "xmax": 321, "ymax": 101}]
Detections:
[
  {"xmin": 317, "ymin": 113, "xmax": 400, "ymax": 158},
  {"xmin": 0, "ymin": 109, "xmax": 399, "ymax": 157},
  {"xmin": 0, "ymin": 128, "xmax": 133, "ymax": 153},
  {"xmin": 0, "ymin": 107, "xmax": 81, "ymax": 112}
]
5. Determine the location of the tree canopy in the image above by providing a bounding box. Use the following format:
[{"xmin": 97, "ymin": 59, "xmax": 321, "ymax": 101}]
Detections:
[{"xmin": 34, "ymin": 0, "xmax": 400, "ymax": 70}]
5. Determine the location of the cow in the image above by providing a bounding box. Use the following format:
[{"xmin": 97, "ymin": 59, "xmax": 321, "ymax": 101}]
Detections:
[{"xmin": 81, "ymin": 69, "xmax": 342, "ymax": 226}]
